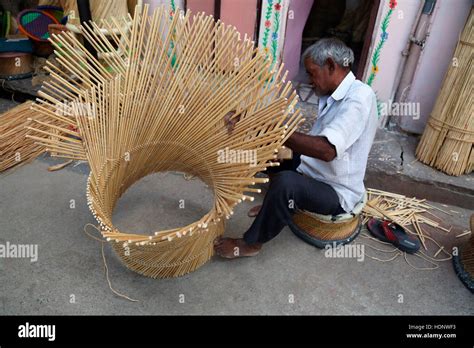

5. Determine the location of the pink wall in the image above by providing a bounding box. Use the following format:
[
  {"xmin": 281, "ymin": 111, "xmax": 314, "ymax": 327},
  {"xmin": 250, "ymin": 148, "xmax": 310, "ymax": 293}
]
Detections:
[
  {"xmin": 221, "ymin": 0, "xmax": 258, "ymax": 40},
  {"xmin": 187, "ymin": 0, "xmax": 257, "ymax": 40},
  {"xmin": 186, "ymin": 0, "xmax": 214, "ymax": 16},
  {"xmin": 282, "ymin": 0, "xmax": 314, "ymax": 81}
]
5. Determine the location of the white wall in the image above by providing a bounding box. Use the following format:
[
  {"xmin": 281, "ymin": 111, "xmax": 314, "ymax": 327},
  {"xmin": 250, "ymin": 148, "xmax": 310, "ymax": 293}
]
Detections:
[
  {"xmin": 398, "ymin": 0, "xmax": 472, "ymax": 134},
  {"xmin": 363, "ymin": 0, "xmax": 420, "ymax": 106},
  {"xmin": 364, "ymin": 0, "xmax": 472, "ymax": 134}
]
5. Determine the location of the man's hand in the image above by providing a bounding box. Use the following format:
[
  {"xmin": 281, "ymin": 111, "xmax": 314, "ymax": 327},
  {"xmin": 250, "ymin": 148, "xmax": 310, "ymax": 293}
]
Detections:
[
  {"xmin": 223, "ymin": 110, "xmax": 240, "ymax": 134},
  {"xmin": 276, "ymin": 146, "xmax": 293, "ymax": 161}
]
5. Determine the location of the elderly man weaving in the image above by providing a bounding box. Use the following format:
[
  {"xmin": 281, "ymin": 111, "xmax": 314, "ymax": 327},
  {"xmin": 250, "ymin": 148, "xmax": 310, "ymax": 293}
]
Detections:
[{"xmin": 215, "ymin": 38, "xmax": 378, "ymax": 258}]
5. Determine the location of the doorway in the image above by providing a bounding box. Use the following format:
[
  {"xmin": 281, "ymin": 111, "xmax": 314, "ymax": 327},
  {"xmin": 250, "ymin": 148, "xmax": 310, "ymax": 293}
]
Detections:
[{"xmin": 294, "ymin": 0, "xmax": 380, "ymax": 95}]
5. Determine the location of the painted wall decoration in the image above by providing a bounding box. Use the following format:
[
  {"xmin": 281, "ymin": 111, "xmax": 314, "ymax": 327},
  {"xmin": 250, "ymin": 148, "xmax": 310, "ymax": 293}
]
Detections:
[
  {"xmin": 366, "ymin": 0, "xmax": 397, "ymax": 87},
  {"xmin": 168, "ymin": 0, "xmax": 180, "ymax": 67},
  {"xmin": 257, "ymin": 0, "xmax": 290, "ymax": 69},
  {"xmin": 142, "ymin": 0, "xmax": 185, "ymax": 67}
]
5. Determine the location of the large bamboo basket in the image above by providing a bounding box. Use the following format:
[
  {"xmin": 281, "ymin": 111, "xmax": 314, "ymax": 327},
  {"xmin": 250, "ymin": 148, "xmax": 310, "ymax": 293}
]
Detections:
[
  {"xmin": 27, "ymin": 5, "xmax": 303, "ymax": 278},
  {"xmin": 453, "ymin": 214, "xmax": 474, "ymax": 292}
]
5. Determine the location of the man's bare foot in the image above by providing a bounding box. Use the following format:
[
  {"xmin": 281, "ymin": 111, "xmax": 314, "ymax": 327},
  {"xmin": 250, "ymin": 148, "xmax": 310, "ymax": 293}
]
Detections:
[
  {"xmin": 247, "ymin": 205, "xmax": 262, "ymax": 218},
  {"xmin": 214, "ymin": 237, "xmax": 262, "ymax": 259}
]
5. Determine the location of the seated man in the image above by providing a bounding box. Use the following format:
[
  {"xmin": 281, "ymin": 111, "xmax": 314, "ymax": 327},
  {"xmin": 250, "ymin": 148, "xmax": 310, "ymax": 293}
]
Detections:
[{"xmin": 214, "ymin": 38, "xmax": 378, "ymax": 258}]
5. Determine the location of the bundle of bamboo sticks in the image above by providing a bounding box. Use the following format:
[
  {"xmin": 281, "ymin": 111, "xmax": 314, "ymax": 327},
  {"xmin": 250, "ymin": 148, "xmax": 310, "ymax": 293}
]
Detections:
[
  {"xmin": 362, "ymin": 188, "xmax": 453, "ymax": 259},
  {"xmin": 27, "ymin": 5, "xmax": 302, "ymax": 278},
  {"xmin": 58, "ymin": 0, "xmax": 129, "ymax": 22},
  {"xmin": 0, "ymin": 102, "xmax": 47, "ymax": 172},
  {"xmin": 416, "ymin": 9, "xmax": 473, "ymax": 176}
]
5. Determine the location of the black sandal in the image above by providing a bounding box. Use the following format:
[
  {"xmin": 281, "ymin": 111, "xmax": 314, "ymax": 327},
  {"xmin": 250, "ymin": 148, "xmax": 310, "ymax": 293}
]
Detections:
[{"xmin": 367, "ymin": 218, "xmax": 420, "ymax": 254}]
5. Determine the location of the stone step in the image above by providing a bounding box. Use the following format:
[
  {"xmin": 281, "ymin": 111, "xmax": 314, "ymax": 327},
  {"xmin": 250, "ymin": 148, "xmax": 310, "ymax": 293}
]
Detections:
[{"xmin": 365, "ymin": 130, "xmax": 473, "ymax": 210}]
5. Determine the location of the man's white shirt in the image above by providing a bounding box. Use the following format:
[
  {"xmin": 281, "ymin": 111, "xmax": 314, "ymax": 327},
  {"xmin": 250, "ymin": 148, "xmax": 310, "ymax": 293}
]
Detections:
[{"xmin": 297, "ymin": 71, "xmax": 378, "ymax": 213}]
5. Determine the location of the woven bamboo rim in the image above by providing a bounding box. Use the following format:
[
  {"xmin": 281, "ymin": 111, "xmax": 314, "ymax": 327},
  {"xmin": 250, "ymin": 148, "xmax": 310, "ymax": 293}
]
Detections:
[
  {"xmin": 460, "ymin": 214, "xmax": 474, "ymax": 274},
  {"xmin": 26, "ymin": 5, "xmax": 303, "ymax": 278}
]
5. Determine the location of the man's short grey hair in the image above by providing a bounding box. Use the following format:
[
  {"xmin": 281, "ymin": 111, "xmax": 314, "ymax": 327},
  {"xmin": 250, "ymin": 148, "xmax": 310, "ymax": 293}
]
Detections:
[{"xmin": 302, "ymin": 38, "xmax": 354, "ymax": 68}]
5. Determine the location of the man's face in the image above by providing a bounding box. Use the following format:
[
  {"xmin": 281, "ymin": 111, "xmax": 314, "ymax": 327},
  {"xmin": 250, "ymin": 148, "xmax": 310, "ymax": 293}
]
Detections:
[{"xmin": 304, "ymin": 57, "xmax": 332, "ymax": 97}]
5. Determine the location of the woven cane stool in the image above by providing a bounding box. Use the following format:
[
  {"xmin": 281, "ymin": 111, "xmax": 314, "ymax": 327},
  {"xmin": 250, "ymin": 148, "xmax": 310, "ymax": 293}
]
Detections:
[{"xmin": 292, "ymin": 192, "xmax": 367, "ymax": 248}]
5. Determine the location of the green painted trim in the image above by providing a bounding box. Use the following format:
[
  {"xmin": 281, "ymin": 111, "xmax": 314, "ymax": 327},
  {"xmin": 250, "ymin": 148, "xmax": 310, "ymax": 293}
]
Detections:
[{"xmin": 366, "ymin": 1, "xmax": 398, "ymax": 118}]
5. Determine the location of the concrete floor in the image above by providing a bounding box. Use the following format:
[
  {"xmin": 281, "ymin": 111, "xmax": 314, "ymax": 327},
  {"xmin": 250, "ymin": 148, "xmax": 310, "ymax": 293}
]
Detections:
[{"xmin": 0, "ymin": 155, "xmax": 472, "ymax": 315}]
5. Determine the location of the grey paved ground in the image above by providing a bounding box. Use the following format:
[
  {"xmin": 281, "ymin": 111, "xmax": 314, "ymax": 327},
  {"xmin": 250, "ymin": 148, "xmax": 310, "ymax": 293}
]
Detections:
[{"xmin": 0, "ymin": 155, "xmax": 472, "ymax": 315}]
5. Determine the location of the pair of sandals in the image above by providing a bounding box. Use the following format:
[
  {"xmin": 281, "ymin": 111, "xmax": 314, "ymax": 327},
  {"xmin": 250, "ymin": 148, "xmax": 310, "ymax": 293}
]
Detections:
[{"xmin": 367, "ymin": 218, "xmax": 420, "ymax": 254}]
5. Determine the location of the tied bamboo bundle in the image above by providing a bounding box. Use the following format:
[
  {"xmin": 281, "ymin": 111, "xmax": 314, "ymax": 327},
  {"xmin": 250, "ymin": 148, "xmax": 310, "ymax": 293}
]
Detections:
[
  {"xmin": 0, "ymin": 101, "xmax": 64, "ymax": 173},
  {"xmin": 27, "ymin": 5, "xmax": 303, "ymax": 278},
  {"xmin": 58, "ymin": 0, "xmax": 129, "ymax": 22},
  {"xmin": 416, "ymin": 9, "xmax": 473, "ymax": 176}
]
